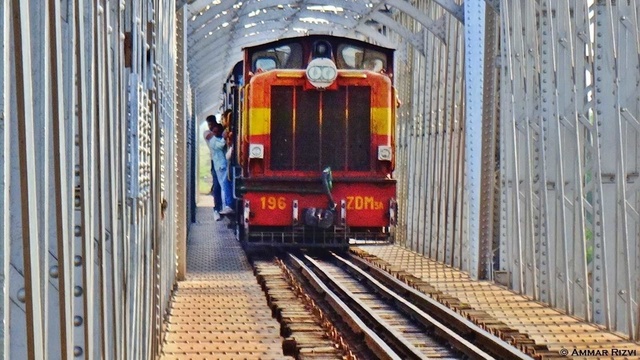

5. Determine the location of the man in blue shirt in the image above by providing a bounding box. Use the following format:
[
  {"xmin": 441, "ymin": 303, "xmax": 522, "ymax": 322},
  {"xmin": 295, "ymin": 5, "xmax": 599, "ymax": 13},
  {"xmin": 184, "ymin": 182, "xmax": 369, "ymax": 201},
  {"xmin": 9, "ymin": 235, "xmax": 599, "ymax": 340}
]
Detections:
[
  {"xmin": 204, "ymin": 116, "xmax": 224, "ymax": 220},
  {"xmin": 207, "ymin": 122, "xmax": 235, "ymax": 215}
]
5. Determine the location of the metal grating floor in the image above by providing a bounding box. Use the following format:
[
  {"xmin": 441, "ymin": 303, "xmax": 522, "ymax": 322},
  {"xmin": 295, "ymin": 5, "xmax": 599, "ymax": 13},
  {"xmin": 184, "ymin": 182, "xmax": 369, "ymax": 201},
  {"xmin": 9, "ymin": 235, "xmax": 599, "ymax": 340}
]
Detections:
[
  {"xmin": 353, "ymin": 245, "xmax": 640, "ymax": 359},
  {"xmin": 159, "ymin": 205, "xmax": 287, "ymax": 359}
]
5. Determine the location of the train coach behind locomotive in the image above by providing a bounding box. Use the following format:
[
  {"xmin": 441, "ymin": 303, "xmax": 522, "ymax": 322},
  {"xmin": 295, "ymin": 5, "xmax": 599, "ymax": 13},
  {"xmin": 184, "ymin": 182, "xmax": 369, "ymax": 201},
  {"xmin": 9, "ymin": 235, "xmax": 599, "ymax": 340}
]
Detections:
[{"xmin": 223, "ymin": 35, "xmax": 398, "ymax": 248}]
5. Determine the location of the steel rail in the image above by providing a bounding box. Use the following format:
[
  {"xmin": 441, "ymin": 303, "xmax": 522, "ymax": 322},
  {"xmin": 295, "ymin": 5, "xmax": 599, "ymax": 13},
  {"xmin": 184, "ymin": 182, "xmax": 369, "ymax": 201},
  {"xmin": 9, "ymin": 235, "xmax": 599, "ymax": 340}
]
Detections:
[
  {"xmin": 345, "ymin": 252, "xmax": 532, "ymax": 360},
  {"xmin": 301, "ymin": 254, "xmax": 462, "ymax": 360},
  {"xmin": 286, "ymin": 253, "xmax": 402, "ymax": 360}
]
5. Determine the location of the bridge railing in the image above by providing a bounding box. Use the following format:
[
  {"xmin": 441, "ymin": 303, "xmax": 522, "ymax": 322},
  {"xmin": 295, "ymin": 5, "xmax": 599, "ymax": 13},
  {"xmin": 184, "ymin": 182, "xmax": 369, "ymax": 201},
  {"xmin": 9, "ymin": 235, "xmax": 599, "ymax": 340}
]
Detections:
[
  {"xmin": 0, "ymin": 0, "xmax": 187, "ymax": 358},
  {"xmin": 390, "ymin": 0, "xmax": 639, "ymax": 340}
]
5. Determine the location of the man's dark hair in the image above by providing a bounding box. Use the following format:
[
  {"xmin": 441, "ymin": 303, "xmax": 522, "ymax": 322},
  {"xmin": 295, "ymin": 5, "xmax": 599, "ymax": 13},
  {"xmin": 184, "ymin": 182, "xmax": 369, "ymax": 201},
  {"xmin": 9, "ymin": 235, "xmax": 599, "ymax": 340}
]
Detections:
[
  {"xmin": 206, "ymin": 115, "xmax": 217, "ymax": 123},
  {"xmin": 213, "ymin": 123, "xmax": 224, "ymax": 132}
]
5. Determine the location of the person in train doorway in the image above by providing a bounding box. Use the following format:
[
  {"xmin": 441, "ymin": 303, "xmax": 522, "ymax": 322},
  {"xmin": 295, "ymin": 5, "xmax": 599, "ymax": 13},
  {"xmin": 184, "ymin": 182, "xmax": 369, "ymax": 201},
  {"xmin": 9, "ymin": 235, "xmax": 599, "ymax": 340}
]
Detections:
[
  {"xmin": 221, "ymin": 109, "xmax": 234, "ymax": 180},
  {"xmin": 208, "ymin": 121, "xmax": 235, "ymax": 217},
  {"xmin": 204, "ymin": 115, "xmax": 224, "ymax": 220}
]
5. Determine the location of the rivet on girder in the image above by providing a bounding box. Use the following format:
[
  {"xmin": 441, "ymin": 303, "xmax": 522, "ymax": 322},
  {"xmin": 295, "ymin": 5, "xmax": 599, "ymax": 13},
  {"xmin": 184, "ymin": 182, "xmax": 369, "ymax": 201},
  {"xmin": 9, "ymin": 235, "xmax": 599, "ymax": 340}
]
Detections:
[
  {"xmin": 50, "ymin": 265, "xmax": 59, "ymax": 278},
  {"xmin": 17, "ymin": 288, "xmax": 26, "ymax": 303}
]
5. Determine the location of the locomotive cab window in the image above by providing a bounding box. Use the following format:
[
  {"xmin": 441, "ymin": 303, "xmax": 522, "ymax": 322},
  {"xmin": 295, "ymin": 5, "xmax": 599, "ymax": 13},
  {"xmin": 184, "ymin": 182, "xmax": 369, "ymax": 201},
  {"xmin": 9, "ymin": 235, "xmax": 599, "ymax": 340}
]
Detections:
[
  {"xmin": 337, "ymin": 44, "xmax": 387, "ymax": 72},
  {"xmin": 255, "ymin": 58, "xmax": 277, "ymax": 72},
  {"xmin": 251, "ymin": 43, "xmax": 303, "ymax": 72}
]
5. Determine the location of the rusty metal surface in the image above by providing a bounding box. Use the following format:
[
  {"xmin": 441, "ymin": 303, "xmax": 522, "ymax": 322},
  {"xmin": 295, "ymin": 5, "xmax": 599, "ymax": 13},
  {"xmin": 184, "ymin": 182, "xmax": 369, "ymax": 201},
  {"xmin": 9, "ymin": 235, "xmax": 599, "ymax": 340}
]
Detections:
[
  {"xmin": 353, "ymin": 245, "xmax": 640, "ymax": 359},
  {"xmin": 159, "ymin": 207, "xmax": 286, "ymax": 359}
]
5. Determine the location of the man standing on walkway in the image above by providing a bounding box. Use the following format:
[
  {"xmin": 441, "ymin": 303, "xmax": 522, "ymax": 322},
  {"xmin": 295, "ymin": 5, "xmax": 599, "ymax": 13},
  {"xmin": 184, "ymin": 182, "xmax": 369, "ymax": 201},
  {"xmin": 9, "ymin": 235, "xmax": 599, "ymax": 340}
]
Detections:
[
  {"xmin": 207, "ymin": 121, "xmax": 235, "ymax": 216},
  {"xmin": 204, "ymin": 115, "xmax": 224, "ymax": 220}
]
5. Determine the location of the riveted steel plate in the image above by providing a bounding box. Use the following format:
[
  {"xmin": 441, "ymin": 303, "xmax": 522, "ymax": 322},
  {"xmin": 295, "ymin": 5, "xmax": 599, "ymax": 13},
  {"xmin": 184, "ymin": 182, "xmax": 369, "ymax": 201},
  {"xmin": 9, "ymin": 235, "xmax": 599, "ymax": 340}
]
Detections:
[{"xmin": 186, "ymin": 209, "xmax": 253, "ymax": 280}]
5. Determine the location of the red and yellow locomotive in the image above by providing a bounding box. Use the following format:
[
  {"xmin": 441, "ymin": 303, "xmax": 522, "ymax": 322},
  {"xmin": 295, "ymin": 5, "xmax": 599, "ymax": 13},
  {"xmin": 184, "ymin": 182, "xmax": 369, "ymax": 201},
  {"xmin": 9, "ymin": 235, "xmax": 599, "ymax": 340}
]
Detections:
[{"xmin": 225, "ymin": 35, "xmax": 397, "ymax": 248}]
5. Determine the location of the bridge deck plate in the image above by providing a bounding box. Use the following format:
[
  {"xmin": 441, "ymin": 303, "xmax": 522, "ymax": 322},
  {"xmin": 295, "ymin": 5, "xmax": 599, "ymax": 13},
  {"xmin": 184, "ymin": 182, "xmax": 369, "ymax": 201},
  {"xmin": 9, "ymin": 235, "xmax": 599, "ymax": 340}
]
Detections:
[
  {"xmin": 353, "ymin": 245, "xmax": 640, "ymax": 360},
  {"xmin": 159, "ymin": 207, "xmax": 289, "ymax": 359}
]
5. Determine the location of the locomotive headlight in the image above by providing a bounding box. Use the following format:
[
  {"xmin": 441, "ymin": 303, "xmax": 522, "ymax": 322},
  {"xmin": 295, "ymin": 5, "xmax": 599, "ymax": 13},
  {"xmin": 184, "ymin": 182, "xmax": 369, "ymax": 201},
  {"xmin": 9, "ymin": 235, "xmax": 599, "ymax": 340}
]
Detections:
[
  {"xmin": 305, "ymin": 58, "xmax": 337, "ymax": 89},
  {"xmin": 249, "ymin": 144, "xmax": 264, "ymax": 159},
  {"xmin": 377, "ymin": 145, "xmax": 392, "ymax": 161}
]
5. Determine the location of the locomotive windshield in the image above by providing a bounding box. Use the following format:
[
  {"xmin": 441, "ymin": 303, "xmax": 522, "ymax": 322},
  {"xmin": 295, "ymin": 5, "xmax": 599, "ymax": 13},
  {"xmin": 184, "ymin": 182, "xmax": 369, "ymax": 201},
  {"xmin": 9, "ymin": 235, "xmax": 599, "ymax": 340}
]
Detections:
[
  {"xmin": 250, "ymin": 40, "xmax": 389, "ymax": 73},
  {"xmin": 337, "ymin": 44, "xmax": 387, "ymax": 72},
  {"xmin": 252, "ymin": 43, "xmax": 303, "ymax": 72}
]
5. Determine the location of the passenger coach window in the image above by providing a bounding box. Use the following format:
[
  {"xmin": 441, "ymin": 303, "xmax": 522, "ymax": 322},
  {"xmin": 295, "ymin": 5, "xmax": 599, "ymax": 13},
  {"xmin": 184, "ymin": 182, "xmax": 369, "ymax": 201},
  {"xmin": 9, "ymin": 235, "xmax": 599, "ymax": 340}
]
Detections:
[
  {"xmin": 252, "ymin": 43, "xmax": 303, "ymax": 72},
  {"xmin": 337, "ymin": 44, "xmax": 387, "ymax": 72}
]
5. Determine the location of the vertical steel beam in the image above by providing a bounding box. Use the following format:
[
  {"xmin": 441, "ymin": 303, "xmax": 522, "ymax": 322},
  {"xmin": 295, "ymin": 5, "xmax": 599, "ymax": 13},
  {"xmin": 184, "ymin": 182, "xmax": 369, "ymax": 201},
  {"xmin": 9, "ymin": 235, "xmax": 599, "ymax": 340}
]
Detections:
[
  {"xmin": 1, "ymin": 0, "xmax": 8, "ymax": 357},
  {"xmin": 609, "ymin": 0, "xmax": 638, "ymax": 337},
  {"xmin": 521, "ymin": 0, "xmax": 539, "ymax": 299},
  {"xmin": 499, "ymin": 0, "xmax": 524, "ymax": 292},
  {"xmin": 418, "ymin": 25, "xmax": 431, "ymax": 258},
  {"xmin": 497, "ymin": 0, "xmax": 510, "ymax": 280},
  {"xmin": 537, "ymin": 0, "xmax": 559, "ymax": 308},
  {"xmin": 95, "ymin": 1, "xmax": 110, "ymax": 358},
  {"xmin": 407, "ymin": 36, "xmax": 420, "ymax": 253},
  {"xmin": 594, "ymin": 0, "xmax": 631, "ymax": 337},
  {"xmin": 47, "ymin": 0, "xmax": 72, "ymax": 357},
  {"xmin": 102, "ymin": 0, "xmax": 119, "ymax": 357},
  {"xmin": 478, "ymin": 4, "xmax": 499, "ymax": 280},
  {"xmin": 540, "ymin": 0, "xmax": 568, "ymax": 309},
  {"xmin": 451, "ymin": 24, "xmax": 466, "ymax": 269},
  {"xmin": 433, "ymin": 30, "xmax": 446, "ymax": 262},
  {"xmin": 74, "ymin": 0, "xmax": 96, "ymax": 356},
  {"xmin": 554, "ymin": 0, "xmax": 590, "ymax": 320},
  {"xmin": 176, "ymin": 5, "xmax": 187, "ymax": 281},
  {"xmin": 425, "ymin": 10, "xmax": 440, "ymax": 259},
  {"xmin": 10, "ymin": 0, "xmax": 45, "ymax": 357},
  {"xmin": 614, "ymin": 0, "xmax": 640, "ymax": 339},
  {"xmin": 442, "ymin": 14, "xmax": 459, "ymax": 266},
  {"xmin": 416, "ymin": 28, "xmax": 429, "ymax": 257},
  {"xmin": 463, "ymin": 0, "xmax": 486, "ymax": 279},
  {"xmin": 113, "ymin": 3, "xmax": 126, "ymax": 358}
]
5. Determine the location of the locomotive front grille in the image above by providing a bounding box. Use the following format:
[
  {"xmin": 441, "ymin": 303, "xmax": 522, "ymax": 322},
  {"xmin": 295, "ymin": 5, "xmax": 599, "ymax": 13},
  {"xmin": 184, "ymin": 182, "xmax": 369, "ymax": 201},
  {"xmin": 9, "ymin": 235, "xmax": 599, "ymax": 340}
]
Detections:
[{"xmin": 270, "ymin": 85, "xmax": 371, "ymax": 172}]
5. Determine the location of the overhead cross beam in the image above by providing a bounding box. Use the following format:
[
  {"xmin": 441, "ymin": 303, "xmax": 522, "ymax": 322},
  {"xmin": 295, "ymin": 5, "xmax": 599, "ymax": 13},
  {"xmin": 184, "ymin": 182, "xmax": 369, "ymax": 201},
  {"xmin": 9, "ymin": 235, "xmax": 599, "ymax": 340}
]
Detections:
[{"xmin": 185, "ymin": 0, "xmax": 469, "ymax": 119}]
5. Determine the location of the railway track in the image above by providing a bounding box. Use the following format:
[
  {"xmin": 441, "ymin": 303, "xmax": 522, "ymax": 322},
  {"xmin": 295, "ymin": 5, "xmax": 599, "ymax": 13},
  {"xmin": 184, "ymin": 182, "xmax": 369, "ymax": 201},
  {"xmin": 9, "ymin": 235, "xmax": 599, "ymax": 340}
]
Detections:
[
  {"xmin": 165, "ymin": 218, "xmax": 637, "ymax": 360},
  {"xmin": 284, "ymin": 251, "xmax": 530, "ymax": 360}
]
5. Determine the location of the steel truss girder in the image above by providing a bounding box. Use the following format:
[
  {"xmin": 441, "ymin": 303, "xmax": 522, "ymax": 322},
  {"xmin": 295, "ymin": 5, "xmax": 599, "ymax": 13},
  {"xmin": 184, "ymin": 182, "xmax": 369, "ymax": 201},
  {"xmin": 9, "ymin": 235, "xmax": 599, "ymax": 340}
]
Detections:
[
  {"xmin": 369, "ymin": 11, "xmax": 427, "ymax": 53},
  {"xmin": 0, "ymin": 0, "xmax": 7, "ymax": 354},
  {"xmin": 498, "ymin": 0, "xmax": 640, "ymax": 341},
  {"xmin": 187, "ymin": 0, "xmax": 461, "ymax": 118},
  {"xmin": 188, "ymin": 0, "xmax": 243, "ymax": 32},
  {"xmin": 189, "ymin": 0, "xmax": 368, "ymax": 26},
  {"xmin": 384, "ymin": 0, "xmax": 450, "ymax": 42},
  {"xmin": 189, "ymin": 8, "xmax": 375, "ymax": 62},
  {"xmin": 188, "ymin": 0, "xmax": 369, "ymax": 44},
  {"xmin": 4, "ymin": 0, "xmax": 182, "ymax": 357},
  {"xmin": 9, "ymin": 0, "xmax": 45, "ymax": 357},
  {"xmin": 463, "ymin": 0, "xmax": 486, "ymax": 280},
  {"xmin": 189, "ymin": 14, "xmax": 352, "ymax": 66},
  {"xmin": 189, "ymin": 23, "xmax": 391, "ymax": 96},
  {"xmin": 191, "ymin": 22, "xmax": 393, "ymax": 113}
]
